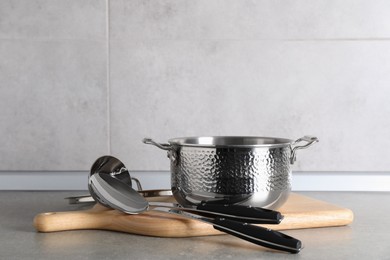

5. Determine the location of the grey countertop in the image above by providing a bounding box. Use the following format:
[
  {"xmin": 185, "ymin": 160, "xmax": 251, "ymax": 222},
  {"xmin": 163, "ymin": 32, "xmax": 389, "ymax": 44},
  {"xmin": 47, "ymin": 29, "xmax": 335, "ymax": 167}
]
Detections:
[{"xmin": 1, "ymin": 191, "xmax": 389, "ymax": 260}]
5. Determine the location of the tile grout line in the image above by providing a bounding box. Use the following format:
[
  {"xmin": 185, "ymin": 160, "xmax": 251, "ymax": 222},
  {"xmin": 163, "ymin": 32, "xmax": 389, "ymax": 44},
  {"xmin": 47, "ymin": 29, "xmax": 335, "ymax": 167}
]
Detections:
[{"xmin": 106, "ymin": 0, "xmax": 111, "ymax": 154}]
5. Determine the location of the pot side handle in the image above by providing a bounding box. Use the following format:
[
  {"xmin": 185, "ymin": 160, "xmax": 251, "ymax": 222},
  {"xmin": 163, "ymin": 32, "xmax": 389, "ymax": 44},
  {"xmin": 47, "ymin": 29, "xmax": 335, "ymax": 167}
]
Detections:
[
  {"xmin": 290, "ymin": 136, "xmax": 319, "ymax": 164},
  {"xmin": 143, "ymin": 138, "xmax": 172, "ymax": 151}
]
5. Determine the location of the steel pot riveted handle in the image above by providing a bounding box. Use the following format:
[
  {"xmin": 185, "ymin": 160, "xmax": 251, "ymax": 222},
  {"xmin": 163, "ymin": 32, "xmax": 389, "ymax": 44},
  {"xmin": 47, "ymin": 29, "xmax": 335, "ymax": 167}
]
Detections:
[
  {"xmin": 290, "ymin": 136, "xmax": 319, "ymax": 164},
  {"xmin": 143, "ymin": 138, "xmax": 177, "ymax": 164},
  {"xmin": 143, "ymin": 138, "xmax": 172, "ymax": 151}
]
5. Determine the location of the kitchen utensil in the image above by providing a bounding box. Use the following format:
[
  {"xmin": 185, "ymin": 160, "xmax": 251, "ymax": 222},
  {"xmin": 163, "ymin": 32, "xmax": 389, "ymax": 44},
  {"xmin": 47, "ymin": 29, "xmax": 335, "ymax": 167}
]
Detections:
[
  {"xmin": 143, "ymin": 136, "xmax": 318, "ymax": 209},
  {"xmin": 88, "ymin": 155, "xmax": 170, "ymax": 197},
  {"xmin": 65, "ymin": 189, "xmax": 172, "ymax": 204},
  {"xmin": 89, "ymin": 172, "xmax": 301, "ymax": 253},
  {"xmin": 90, "ymin": 172, "xmax": 282, "ymax": 224},
  {"xmin": 89, "ymin": 155, "xmax": 159, "ymax": 206},
  {"xmin": 166, "ymin": 208, "xmax": 301, "ymax": 254},
  {"xmin": 89, "ymin": 155, "xmax": 132, "ymax": 208}
]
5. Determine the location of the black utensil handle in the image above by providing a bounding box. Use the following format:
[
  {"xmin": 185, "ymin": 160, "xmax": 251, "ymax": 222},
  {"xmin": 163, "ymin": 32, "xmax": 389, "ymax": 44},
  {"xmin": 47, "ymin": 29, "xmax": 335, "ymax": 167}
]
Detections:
[
  {"xmin": 212, "ymin": 218, "xmax": 302, "ymax": 254},
  {"xmin": 197, "ymin": 203, "xmax": 283, "ymax": 224}
]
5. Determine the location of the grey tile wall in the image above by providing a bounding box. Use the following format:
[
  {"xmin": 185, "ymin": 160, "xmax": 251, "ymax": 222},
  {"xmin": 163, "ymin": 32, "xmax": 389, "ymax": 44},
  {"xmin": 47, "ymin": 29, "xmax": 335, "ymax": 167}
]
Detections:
[
  {"xmin": 0, "ymin": 0, "xmax": 108, "ymax": 170},
  {"xmin": 110, "ymin": 39, "xmax": 390, "ymax": 171},
  {"xmin": 109, "ymin": 0, "xmax": 390, "ymax": 172},
  {"xmin": 1, "ymin": 0, "xmax": 390, "ymax": 171}
]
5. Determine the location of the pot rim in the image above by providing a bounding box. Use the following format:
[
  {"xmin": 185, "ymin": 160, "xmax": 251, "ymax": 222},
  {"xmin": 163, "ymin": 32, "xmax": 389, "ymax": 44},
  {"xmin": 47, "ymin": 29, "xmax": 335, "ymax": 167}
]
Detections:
[{"xmin": 167, "ymin": 136, "xmax": 294, "ymax": 148}]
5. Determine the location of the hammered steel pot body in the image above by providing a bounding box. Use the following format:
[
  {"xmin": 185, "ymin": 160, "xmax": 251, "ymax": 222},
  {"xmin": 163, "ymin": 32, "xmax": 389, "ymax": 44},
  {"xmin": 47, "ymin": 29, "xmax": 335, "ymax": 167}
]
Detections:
[
  {"xmin": 143, "ymin": 136, "xmax": 318, "ymax": 209},
  {"xmin": 171, "ymin": 145, "xmax": 292, "ymax": 209}
]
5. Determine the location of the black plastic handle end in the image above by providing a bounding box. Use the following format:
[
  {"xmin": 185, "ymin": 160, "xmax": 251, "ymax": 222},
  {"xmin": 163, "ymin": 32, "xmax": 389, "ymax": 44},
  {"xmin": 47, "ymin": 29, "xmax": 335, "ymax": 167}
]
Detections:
[{"xmin": 212, "ymin": 218, "xmax": 302, "ymax": 254}]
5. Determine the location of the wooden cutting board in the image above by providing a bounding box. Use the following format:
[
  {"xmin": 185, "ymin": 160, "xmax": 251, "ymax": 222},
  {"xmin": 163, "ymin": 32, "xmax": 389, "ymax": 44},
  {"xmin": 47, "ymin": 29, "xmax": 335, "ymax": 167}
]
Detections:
[{"xmin": 34, "ymin": 193, "xmax": 353, "ymax": 237}]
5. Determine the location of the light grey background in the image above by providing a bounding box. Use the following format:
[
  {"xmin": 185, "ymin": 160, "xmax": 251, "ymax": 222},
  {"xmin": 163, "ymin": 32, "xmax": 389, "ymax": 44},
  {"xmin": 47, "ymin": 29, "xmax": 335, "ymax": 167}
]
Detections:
[{"xmin": 1, "ymin": 0, "xmax": 389, "ymax": 172}]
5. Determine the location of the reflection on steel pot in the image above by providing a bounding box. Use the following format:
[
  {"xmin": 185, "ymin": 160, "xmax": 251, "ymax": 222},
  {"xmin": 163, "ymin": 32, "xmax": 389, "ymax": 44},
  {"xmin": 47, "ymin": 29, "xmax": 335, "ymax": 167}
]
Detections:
[{"xmin": 143, "ymin": 136, "xmax": 318, "ymax": 209}]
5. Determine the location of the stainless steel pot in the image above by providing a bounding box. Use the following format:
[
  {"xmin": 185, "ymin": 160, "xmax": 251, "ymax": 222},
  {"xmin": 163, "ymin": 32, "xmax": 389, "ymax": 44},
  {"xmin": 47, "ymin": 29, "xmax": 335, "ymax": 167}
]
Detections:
[{"xmin": 143, "ymin": 136, "xmax": 318, "ymax": 209}]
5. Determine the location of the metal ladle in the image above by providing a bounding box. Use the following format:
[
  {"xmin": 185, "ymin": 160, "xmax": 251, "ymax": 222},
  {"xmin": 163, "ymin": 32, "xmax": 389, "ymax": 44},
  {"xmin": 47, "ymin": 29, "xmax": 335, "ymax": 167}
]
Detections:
[
  {"xmin": 89, "ymin": 172, "xmax": 302, "ymax": 254},
  {"xmin": 89, "ymin": 155, "xmax": 136, "ymax": 208},
  {"xmin": 85, "ymin": 155, "xmax": 172, "ymax": 202}
]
